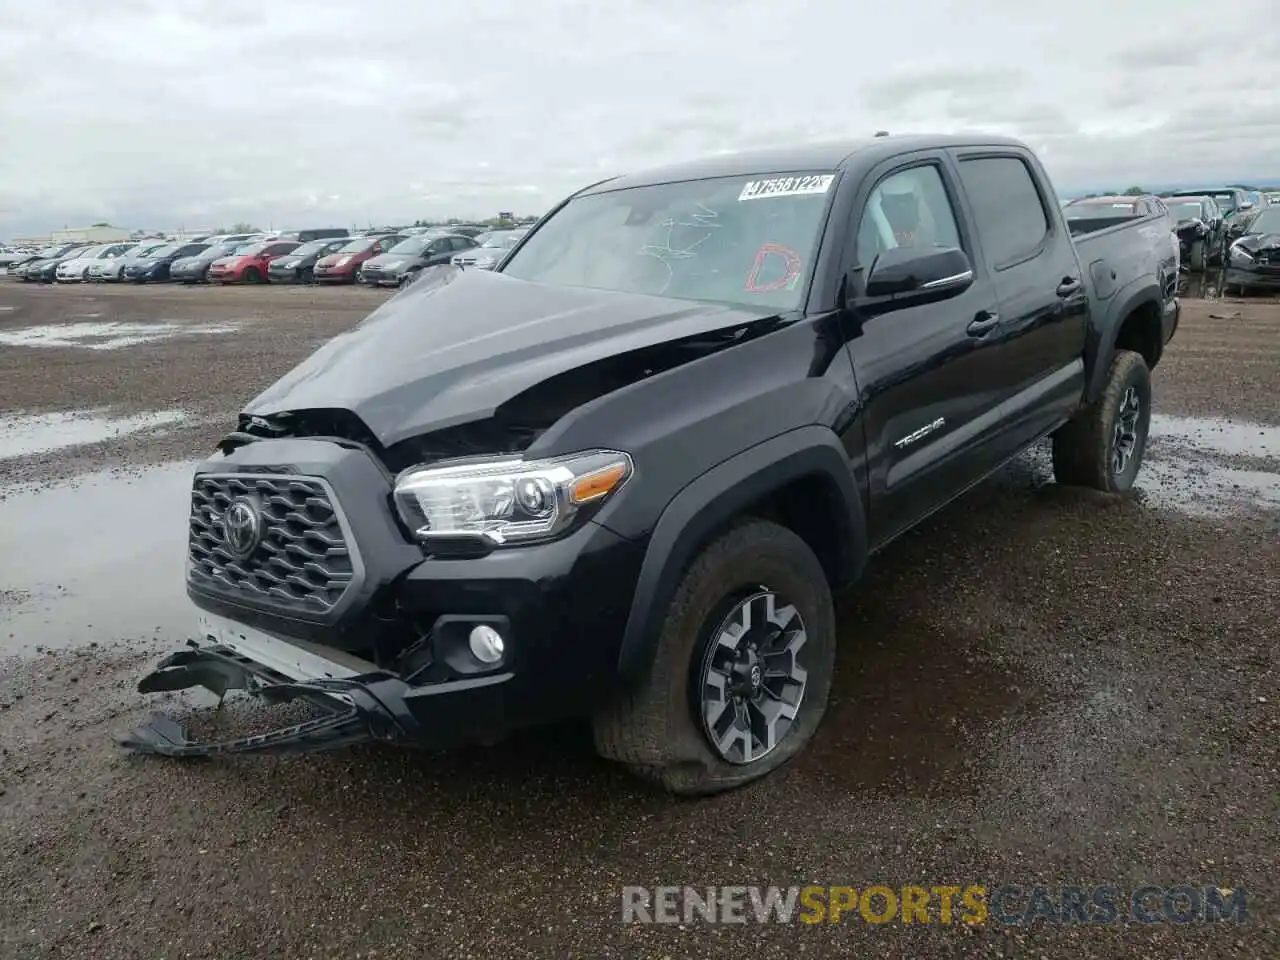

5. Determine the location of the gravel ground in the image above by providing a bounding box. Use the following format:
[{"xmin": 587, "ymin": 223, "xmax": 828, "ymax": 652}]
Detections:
[{"xmin": 0, "ymin": 279, "xmax": 1277, "ymax": 958}]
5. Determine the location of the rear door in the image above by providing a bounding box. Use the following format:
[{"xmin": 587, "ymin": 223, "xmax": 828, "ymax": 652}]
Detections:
[
  {"xmin": 840, "ymin": 151, "xmax": 1010, "ymax": 547},
  {"xmin": 950, "ymin": 150, "xmax": 1088, "ymax": 461}
]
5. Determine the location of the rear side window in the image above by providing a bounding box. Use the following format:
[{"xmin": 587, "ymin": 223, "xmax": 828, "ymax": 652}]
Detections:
[{"xmin": 958, "ymin": 156, "xmax": 1050, "ymax": 268}]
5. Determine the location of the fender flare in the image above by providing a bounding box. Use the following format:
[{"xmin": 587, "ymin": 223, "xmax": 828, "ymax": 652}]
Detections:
[
  {"xmin": 1086, "ymin": 278, "xmax": 1163, "ymax": 403},
  {"xmin": 614, "ymin": 425, "xmax": 867, "ymax": 681}
]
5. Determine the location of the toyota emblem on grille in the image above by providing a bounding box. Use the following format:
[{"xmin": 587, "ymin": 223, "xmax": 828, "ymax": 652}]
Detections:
[{"xmin": 223, "ymin": 498, "xmax": 262, "ymax": 558}]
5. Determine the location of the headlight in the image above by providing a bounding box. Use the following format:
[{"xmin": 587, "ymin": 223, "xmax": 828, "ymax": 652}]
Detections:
[
  {"xmin": 475, "ymin": 256, "xmax": 496, "ymax": 268},
  {"xmin": 393, "ymin": 450, "xmax": 633, "ymax": 546},
  {"xmin": 382, "ymin": 260, "xmax": 403, "ymax": 270},
  {"xmin": 1229, "ymin": 242, "xmax": 1254, "ymax": 261},
  {"xmin": 336, "ymin": 256, "xmax": 352, "ymax": 267}
]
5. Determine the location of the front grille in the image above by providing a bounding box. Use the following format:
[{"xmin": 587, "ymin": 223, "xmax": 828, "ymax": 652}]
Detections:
[{"xmin": 188, "ymin": 474, "xmax": 356, "ymax": 615}]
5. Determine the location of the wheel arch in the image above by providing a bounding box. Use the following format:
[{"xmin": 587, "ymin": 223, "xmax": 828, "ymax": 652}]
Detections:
[
  {"xmin": 614, "ymin": 426, "xmax": 867, "ymax": 682},
  {"xmin": 1086, "ymin": 280, "xmax": 1164, "ymax": 403}
]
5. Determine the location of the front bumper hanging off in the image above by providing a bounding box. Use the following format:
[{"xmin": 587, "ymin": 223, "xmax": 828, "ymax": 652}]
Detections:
[{"xmin": 117, "ymin": 642, "xmax": 413, "ymax": 758}]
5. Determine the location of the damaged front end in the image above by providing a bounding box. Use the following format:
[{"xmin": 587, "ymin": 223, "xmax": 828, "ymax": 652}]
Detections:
[
  {"xmin": 120, "ymin": 643, "xmax": 401, "ymax": 757},
  {"xmin": 120, "ymin": 269, "xmax": 789, "ymax": 760}
]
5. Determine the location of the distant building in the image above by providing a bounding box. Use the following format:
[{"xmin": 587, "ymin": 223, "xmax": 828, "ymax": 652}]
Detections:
[{"xmin": 51, "ymin": 225, "xmax": 131, "ymax": 244}]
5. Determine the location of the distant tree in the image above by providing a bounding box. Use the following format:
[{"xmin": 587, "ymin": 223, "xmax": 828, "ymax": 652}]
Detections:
[
  {"xmin": 1122, "ymin": 186, "xmax": 1145, "ymax": 196},
  {"xmin": 230, "ymin": 222, "xmax": 259, "ymax": 233}
]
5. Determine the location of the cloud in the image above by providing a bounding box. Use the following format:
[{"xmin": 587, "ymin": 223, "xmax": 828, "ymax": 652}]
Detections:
[{"xmin": 1, "ymin": 0, "xmax": 1277, "ymax": 237}]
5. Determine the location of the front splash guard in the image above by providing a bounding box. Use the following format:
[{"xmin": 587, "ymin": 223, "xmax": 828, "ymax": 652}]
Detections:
[{"xmin": 117, "ymin": 643, "xmax": 411, "ymax": 758}]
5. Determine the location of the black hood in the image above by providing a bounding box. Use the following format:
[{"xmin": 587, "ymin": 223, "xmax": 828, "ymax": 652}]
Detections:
[
  {"xmin": 244, "ymin": 267, "xmax": 781, "ymax": 446},
  {"xmin": 1235, "ymin": 233, "xmax": 1280, "ymax": 253}
]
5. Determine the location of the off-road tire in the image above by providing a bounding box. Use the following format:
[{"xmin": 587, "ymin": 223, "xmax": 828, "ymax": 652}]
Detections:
[
  {"xmin": 1052, "ymin": 349, "xmax": 1152, "ymax": 492},
  {"xmin": 1189, "ymin": 239, "xmax": 1206, "ymax": 272},
  {"xmin": 592, "ymin": 519, "xmax": 836, "ymax": 796}
]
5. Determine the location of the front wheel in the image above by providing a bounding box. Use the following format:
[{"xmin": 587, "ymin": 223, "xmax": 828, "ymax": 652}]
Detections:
[
  {"xmin": 1052, "ymin": 349, "xmax": 1152, "ymax": 493},
  {"xmin": 593, "ymin": 519, "xmax": 836, "ymax": 796},
  {"xmin": 1189, "ymin": 239, "xmax": 1206, "ymax": 272},
  {"xmin": 242, "ymin": 266, "xmax": 261, "ymax": 283}
]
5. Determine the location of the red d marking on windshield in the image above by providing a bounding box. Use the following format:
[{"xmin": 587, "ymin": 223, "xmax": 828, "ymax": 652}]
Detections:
[{"xmin": 745, "ymin": 243, "xmax": 802, "ymax": 292}]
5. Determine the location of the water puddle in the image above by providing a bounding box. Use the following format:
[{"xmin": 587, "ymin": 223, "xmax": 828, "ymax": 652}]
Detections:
[
  {"xmin": 0, "ymin": 320, "xmax": 240, "ymax": 350},
  {"xmin": 1138, "ymin": 414, "xmax": 1279, "ymax": 516},
  {"xmin": 0, "ymin": 463, "xmax": 197, "ymax": 655},
  {"xmin": 1148, "ymin": 414, "xmax": 1278, "ymax": 459},
  {"xmin": 0, "ymin": 409, "xmax": 189, "ymax": 460}
]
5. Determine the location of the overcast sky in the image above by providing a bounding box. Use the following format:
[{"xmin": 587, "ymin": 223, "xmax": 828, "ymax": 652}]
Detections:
[{"xmin": 2, "ymin": 0, "xmax": 1277, "ymax": 238}]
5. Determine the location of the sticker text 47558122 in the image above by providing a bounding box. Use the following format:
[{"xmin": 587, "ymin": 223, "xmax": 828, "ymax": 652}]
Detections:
[{"xmin": 738, "ymin": 174, "xmax": 836, "ymax": 201}]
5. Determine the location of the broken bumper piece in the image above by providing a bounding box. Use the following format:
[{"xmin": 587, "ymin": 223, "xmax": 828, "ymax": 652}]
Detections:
[{"xmin": 117, "ymin": 643, "xmax": 415, "ymax": 758}]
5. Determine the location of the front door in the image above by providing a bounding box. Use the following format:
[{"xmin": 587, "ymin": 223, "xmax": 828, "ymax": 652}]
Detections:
[{"xmin": 840, "ymin": 155, "xmax": 1010, "ymax": 548}]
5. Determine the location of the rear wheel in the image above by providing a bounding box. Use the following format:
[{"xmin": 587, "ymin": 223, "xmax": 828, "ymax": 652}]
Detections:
[
  {"xmin": 1052, "ymin": 349, "xmax": 1152, "ymax": 493},
  {"xmin": 593, "ymin": 519, "xmax": 836, "ymax": 796}
]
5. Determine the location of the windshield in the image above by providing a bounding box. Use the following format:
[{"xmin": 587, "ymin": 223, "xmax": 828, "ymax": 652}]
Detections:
[
  {"xmin": 233, "ymin": 242, "xmax": 269, "ymax": 256},
  {"xmin": 289, "ymin": 240, "xmax": 331, "ymax": 257},
  {"xmin": 1246, "ymin": 209, "xmax": 1280, "ymax": 235},
  {"xmin": 1064, "ymin": 200, "xmax": 1138, "ymax": 218},
  {"xmin": 76, "ymin": 245, "xmax": 109, "ymax": 258},
  {"xmin": 387, "ymin": 236, "xmax": 431, "ymax": 255},
  {"xmin": 1169, "ymin": 201, "xmax": 1206, "ymax": 221},
  {"xmin": 501, "ymin": 172, "xmax": 838, "ymax": 310},
  {"xmin": 480, "ymin": 232, "xmax": 522, "ymax": 249},
  {"xmin": 133, "ymin": 243, "xmax": 168, "ymax": 257},
  {"xmin": 337, "ymin": 237, "xmax": 376, "ymax": 253},
  {"xmin": 1202, "ymin": 193, "xmax": 1237, "ymax": 212},
  {"xmin": 143, "ymin": 244, "xmax": 180, "ymax": 258},
  {"xmin": 37, "ymin": 245, "xmax": 68, "ymax": 257}
]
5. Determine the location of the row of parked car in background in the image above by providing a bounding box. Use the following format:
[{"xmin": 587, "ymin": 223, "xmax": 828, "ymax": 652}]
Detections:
[
  {"xmin": 1061, "ymin": 186, "xmax": 1280, "ymax": 293},
  {"xmin": 0, "ymin": 224, "xmax": 532, "ymax": 288}
]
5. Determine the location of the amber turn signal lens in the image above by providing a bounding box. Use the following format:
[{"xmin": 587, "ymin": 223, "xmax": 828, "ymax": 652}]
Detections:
[{"xmin": 570, "ymin": 461, "xmax": 629, "ymax": 504}]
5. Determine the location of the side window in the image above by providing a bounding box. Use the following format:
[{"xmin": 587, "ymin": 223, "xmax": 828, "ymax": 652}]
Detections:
[
  {"xmin": 854, "ymin": 164, "xmax": 962, "ymax": 268},
  {"xmin": 957, "ymin": 156, "xmax": 1050, "ymax": 268},
  {"xmin": 452, "ymin": 237, "xmax": 474, "ymax": 250}
]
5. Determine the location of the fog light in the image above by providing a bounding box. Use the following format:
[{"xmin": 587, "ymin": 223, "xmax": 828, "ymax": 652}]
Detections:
[{"xmin": 468, "ymin": 625, "xmax": 505, "ymax": 664}]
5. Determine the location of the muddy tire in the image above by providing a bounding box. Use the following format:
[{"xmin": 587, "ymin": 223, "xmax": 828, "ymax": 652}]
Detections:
[
  {"xmin": 1189, "ymin": 239, "xmax": 1206, "ymax": 272},
  {"xmin": 592, "ymin": 519, "xmax": 836, "ymax": 796},
  {"xmin": 1052, "ymin": 349, "xmax": 1152, "ymax": 492}
]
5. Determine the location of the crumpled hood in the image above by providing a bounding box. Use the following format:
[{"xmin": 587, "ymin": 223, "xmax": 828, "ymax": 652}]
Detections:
[
  {"xmin": 244, "ymin": 267, "xmax": 779, "ymax": 447},
  {"xmin": 1235, "ymin": 232, "xmax": 1280, "ymax": 254}
]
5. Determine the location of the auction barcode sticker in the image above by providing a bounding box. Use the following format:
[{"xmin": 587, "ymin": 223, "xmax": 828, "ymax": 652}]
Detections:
[{"xmin": 738, "ymin": 175, "xmax": 835, "ymax": 201}]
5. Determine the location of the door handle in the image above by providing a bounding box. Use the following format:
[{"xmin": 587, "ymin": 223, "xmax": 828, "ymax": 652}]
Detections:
[
  {"xmin": 1056, "ymin": 277, "xmax": 1082, "ymax": 297},
  {"xmin": 966, "ymin": 311, "xmax": 1000, "ymax": 337}
]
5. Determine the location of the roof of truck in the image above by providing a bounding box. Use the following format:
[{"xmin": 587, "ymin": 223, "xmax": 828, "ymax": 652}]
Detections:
[{"xmin": 578, "ymin": 133, "xmax": 1032, "ymax": 194}]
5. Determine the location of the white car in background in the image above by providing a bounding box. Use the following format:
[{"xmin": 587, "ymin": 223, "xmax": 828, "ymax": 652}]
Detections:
[
  {"xmin": 88, "ymin": 240, "xmax": 168, "ymax": 281},
  {"xmin": 449, "ymin": 228, "xmax": 529, "ymax": 270},
  {"xmin": 55, "ymin": 242, "xmax": 138, "ymax": 281}
]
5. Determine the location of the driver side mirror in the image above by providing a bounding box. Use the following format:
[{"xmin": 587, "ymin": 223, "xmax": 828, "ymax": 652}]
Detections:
[{"xmin": 862, "ymin": 245, "xmax": 974, "ymax": 301}]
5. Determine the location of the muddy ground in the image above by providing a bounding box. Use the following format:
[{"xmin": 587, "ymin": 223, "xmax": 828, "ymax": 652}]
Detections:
[{"xmin": 0, "ymin": 279, "xmax": 1277, "ymax": 959}]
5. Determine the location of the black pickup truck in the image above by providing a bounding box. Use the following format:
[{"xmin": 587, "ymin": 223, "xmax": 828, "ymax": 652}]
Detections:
[{"xmin": 123, "ymin": 135, "xmax": 1179, "ymax": 795}]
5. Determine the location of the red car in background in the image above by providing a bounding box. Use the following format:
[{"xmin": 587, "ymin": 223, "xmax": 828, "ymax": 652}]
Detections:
[
  {"xmin": 207, "ymin": 240, "xmax": 301, "ymax": 283},
  {"xmin": 313, "ymin": 234, "xmax": 404, "ymax": 283}
]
